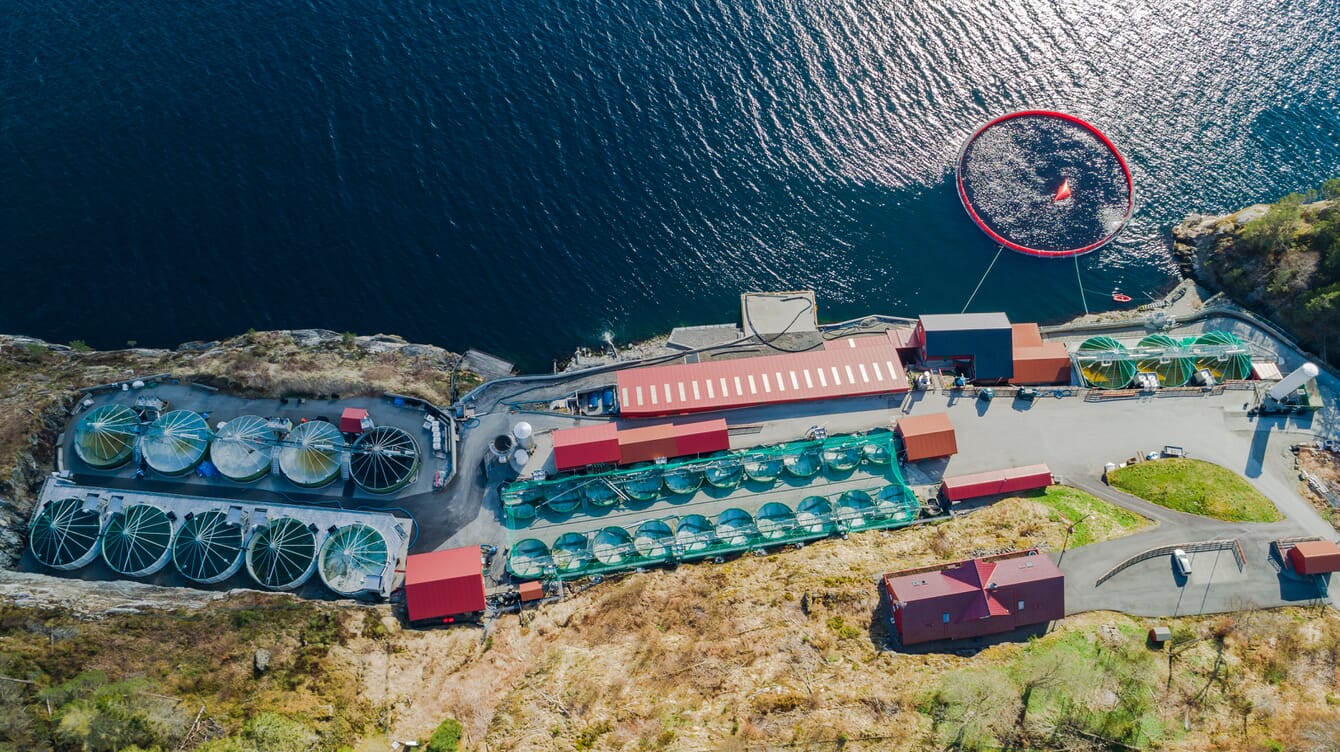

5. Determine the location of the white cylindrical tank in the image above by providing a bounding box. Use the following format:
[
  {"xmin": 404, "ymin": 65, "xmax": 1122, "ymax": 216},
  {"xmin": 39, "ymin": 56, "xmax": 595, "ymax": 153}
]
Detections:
[
  {"xmin": 509, "ymin": 449, "xmax": 530, "ymax": 474},
  {"xmin": 512, "ymin": 421, "xmax": 536, "ymax": 451},
  {"xmin": 1268, "ymin": 362, "xmax": 1319, "ymax": 401}
]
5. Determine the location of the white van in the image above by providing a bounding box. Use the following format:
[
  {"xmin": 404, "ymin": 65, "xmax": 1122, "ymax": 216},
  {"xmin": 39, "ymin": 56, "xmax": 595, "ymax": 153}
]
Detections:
[{"xmin": 1173, "ymin": 549, "xmax": 1192, "ymax": 577}]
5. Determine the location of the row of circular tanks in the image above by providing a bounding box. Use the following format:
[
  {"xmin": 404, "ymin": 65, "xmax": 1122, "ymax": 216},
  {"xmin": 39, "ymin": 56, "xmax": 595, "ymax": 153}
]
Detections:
[
  {"xmin": 73, "ymin": 406, "xmax": 421, "ymax": 493},
  {"xmin": 507, "ymin": 485, "xmax": 918, "ymax": 579},
  {"xmin": 29, "ymin": 497, "xmax": 394, "ymax": 596}
]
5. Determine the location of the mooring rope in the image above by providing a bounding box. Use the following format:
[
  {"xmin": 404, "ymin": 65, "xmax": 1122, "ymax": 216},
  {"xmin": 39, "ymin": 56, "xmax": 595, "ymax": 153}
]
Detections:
[
  {"xmin": 961, "ymin": 244, "xmax": 1006, "ymax": 314},
  {"xmin": 1074, "ymin": 253, "xmax": 1090, "ymax": 315}
]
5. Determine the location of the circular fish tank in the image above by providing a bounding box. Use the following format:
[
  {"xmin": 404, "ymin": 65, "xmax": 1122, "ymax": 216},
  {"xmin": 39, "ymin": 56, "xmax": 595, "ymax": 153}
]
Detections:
[
  {"xmin": 550, "ymin": 532, "xmax": 590, "ymax": 573},
  {"xmin": 616, "ymin": 468, "xmax": 663, "ymax": 502},
  {"xmin": 783, "ymin": 447, "xmax": 823, "ymax": 479},
  {"xmin": 835, "ymin": 490, "xmax": 876, "ymax": 528},
  {"xmin": 101, "ymin": 504, "xmax": 174, "ymax": 577},
  {"xmin": 796, "ymin": 496, "xmax": 832, "ymax": 535},
  {"xmin": 1078, "ymin": 336, "xmax": 1136, "ymax": 390},
  {"xmin": 279, "ymin": 420, "xmax": 346, "ymax": 488},
  {"xmin": 317, "ymin": 524, "xmax": 389, "ymax": 596},
  {"xmin": 703, "ymin": 457, "xmax": 744, "ymax": 489},
  {"xmin": 29, "ymin": 497, "xmax": 103, "ymax": 571},
  {"xmin": 173, "ymin": 510, "xmax": 245, "ymax": 584},
  {"xmin": 663, "ymin": 465, "xmax": 704, "ymax": 495},
  {"xmin": 674, "ymin": 514, "xmax": 716, "ymax": 557},
  {"xmin": 592, "ymin": 527, "xmax": 634, "ymax": 565},
  {"xmin": 350, "ymin": 426, "xmax": 420, "ymax": 494},
  {"xmin": 633, "ymin": 520, "xmax": 674, "ymax": 560},
  {"xmin": 500, "ymin": 484, "xmax": 540, "ymax": 520},
  {"xmin": 756, "ymin": 502, "xmax": 796, "ymax": 540},
  {"xmin": 1136, "ymin": 334, "xmax": 1194, "ymax": 388},
  {"xmin": 583, "ymin": 478, "xmax": 620, "ymax": 508},
  {"xmin": 141, "ymin": 410, "xmax": 210, "ymax": 476},
  {"xmin": 957, "ymin": 110, "xmax": 1134, "ymax": 257},
  {"xmin": 506, "ymin": 538, "xmax": 551, "ymax": 579},
  {"xmin": 543, "ymin": 480, "xmax": 583, "ymax": 514},
  {"xmin": 878, "ymin": 485, "xmax": 915, "ymax": 522},
  {"xmin": 742, "ymin": 453, "xmax": 783, "ymax": 483},
  {"xmin": 246, "ymin": 517, "xmax": 319, "ymax": 591},
  {"xmin": 716, "ymin": 508, "xmax": 756, "ymax": 547},
  {"xmin": 73, "ymin": 404, "xmax": 140, "ymax": 469},
  {"xmin": 210, "ymin": 415, "xmax": 275, "ymax": 482},
  {"xmin": 822, "ymin": 443, "xmax": 862, "ymax": 473}
]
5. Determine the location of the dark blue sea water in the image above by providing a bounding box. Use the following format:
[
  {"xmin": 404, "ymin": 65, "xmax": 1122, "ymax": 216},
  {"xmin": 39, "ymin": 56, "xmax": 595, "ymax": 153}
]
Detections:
[{"xmin": 3, "ymin": 0, "xmax": 1338, "ymax": 371}]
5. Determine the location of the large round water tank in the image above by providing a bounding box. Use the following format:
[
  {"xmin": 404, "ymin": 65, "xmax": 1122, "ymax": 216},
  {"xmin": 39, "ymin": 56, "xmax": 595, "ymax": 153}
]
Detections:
[{"xmin": 512, "ymin": 422, "xmax": 536, "ymax": 451}]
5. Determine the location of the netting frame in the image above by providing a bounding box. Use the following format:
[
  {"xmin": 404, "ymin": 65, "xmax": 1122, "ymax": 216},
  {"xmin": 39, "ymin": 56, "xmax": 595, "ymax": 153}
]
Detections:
[{"xmin": 956, "ymin": 110, "xmax": 1135, "ymax": 258}]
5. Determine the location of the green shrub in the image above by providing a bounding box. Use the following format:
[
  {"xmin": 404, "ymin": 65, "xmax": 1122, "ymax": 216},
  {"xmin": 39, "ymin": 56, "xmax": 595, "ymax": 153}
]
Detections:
[
  {"xmin": 69, "ymin": 339, "xmax": 92, "ymax": 352},
  {"xmin": 424, "ymin": 717, "xmax": 464, "ymax": 752}
]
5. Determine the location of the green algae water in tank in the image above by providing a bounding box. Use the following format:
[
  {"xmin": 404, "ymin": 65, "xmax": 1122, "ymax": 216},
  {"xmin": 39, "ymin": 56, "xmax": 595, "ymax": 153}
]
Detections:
[
  {"xmin": 279, "ymin": 420, "xmax": 346, "ymax": 488},
  {"xmin": 1136, "ymin": 334, "xmax": 1193, "ymax": 387},
  {"xmin": 1077, "ymin": 336, "xmax": 1136, "ymax": 390},
  {"xmin": 246, "ymin": 517, "xmax": 319, "ymax": 590},
  {"xmin": 756, "ymin": 502, "xmax": 796, "ymax": 540},
  {"xmin": 506, "ymin": 538, "xmax": 551, "ymax": 579},
  {"xmin": 350, "ymin": 426, "xmax": 420, "ymax": 494},
  {"xmin": 550, "ymin": 532, "xmax": 591, "ymax": 574},
  {"xmin": 318, "ymin": 524, "xmax": 389, "ymax": 596},
  {"xmin": 703, "ymin": 455, "xmax": 743, "ymax": 489},
  {"xmin": 632, "ymin": 519, "xmax": 674, "ymax": 561},
  {"xmin": 73, "ymin": 404, "xmax": 140, "ymax": 469},
  {"xmin": 141, "ymin": 410, "xmax": 211, "ymax": 476},
  {"xmin": 592, "ymin": 526, "xmax": 635, "ymax": 566},
  {"xmin": 796, "ymin": 496, "xmax": 833, "ymax": 535},
  {"xmin": 173, "ymin": 509, "xmax": 245, "ymax": 583},
  {"xmin": 210, "ymin": 415, "xmax": 275, "ymax": 482},
  {"xmin": 29, "ymin": 497, "xmax": 103, "ymax": 570},
  {"xmin": 1194, "ymin": 331, "xmax": 1252, "ymax": 382},
  {"xmin": 673, "ymin": 514, "xmax": 716, "ymax": 558},
  {"xmin": 101, "ymin": 504, "xmax": 174, "ymax": 577}
]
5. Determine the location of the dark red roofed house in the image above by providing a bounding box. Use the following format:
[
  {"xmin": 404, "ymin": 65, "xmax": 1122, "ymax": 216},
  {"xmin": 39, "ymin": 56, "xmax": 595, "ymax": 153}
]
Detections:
[
  {"xmin": 404, "ymin": 547, "xmax": 486, "ymax": 624},
  {"xmin": 883, "ymin": 550, "xmax": 1064, "ymax": 645}
]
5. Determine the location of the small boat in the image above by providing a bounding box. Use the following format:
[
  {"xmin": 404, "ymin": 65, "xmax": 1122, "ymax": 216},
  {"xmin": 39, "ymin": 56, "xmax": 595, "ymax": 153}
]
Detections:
[
  {"xmin": 1112, "ymin": 292, "xmax": 1132, "ymax": 303},
  {"xmin": 1053, "ymin": 178, "xmax": 1072, "ymax": 203}
]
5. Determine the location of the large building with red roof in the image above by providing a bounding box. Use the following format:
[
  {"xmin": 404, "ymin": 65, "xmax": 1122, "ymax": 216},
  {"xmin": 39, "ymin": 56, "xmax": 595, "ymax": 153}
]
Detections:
[
  {"xmin": 404, "ymin": 546, "xmax": 486, "ymax": 623},
  {"xmin": 615, "ymin": 341, "xmax": 908, "ymax": 418},
  {"xmin": 882, "ymin": 550, "xmax": 1064, "ymax": 645}
]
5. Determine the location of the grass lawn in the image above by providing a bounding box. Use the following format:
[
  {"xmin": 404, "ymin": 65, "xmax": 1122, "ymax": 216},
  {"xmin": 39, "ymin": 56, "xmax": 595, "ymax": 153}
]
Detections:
[
  {"xmin": 1022, "ymin": 485, "xmax": 1150, "ymax": 547},
  {"xmin": 1106, "ymin": 457, "xmax": 1282, "ymax": 522}
]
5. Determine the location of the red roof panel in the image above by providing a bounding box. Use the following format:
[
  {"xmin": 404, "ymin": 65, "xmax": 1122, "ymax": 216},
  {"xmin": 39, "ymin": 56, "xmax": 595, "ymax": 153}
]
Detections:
[
  {"xmin": 339, "ymin": 407, "xmax": 370, "ymax": 434},
  {"xmin": 617, "ymin": 423, "xmax": 679, "ymax": 465},
  {"xmin": 617, "ymin": 345, "xmax": 908, "ymax": 417},
  {"xmin": 404, "ymin": 547, "xmax": 485, "ymax": 622},
  {"xmin": 552, "ymin": 423, "xmax": 620, "ymax": 470},
  {"xmin": 673, "ymin": 418, "xmax": 730, "ymax": 456}
]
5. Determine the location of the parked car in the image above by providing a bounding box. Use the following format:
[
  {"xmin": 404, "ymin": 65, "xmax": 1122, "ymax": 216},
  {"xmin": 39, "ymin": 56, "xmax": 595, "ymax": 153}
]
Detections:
[
  {"xmin": 432, "ymin": 470, "xmax": 446, "ymax": 490},
  {"xmin": 1173, "ymin": 549, "xmax": 1192, "ymax": 577},
  {"xmin": 978, "ymin": 388, "xmax": 995, "ymax": 402},
  {"xmin": 1017, "ymin": 388, "xmax": 1039, "ymax": 402}
]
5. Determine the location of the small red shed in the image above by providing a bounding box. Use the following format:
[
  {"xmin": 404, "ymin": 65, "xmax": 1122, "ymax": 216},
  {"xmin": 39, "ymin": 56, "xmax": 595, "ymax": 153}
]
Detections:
[
  {"xmin": 896, "ymin": 413, "xmax": 958, "ymax": 462},
  {"xmin": 518, "ymin": 581, "xmax": 545, "ymax": 603},
  {"xmin": 404, "ymin": 547, "xmax": 486, "ymax": 623},
  {"xmin": 941, "ymin": 464, "xmax": 1053, "ymax": 503},
  {"xmin": 552, "ymin": 423, "xmax": 621, "ymax": 471},
  {"xmin": 339, "ymin": 407, "xmax": 371, "ymax": 434},
  {"xmin": 1288, "ymin": 540, "xmax": 1340, "ymax": 575}
]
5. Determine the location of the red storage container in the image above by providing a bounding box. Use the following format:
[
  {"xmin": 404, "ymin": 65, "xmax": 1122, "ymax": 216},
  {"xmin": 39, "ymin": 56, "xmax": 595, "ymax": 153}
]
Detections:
[{"xmin": 552, "ymin": 423, "xmax": 620, "ymax": 471}]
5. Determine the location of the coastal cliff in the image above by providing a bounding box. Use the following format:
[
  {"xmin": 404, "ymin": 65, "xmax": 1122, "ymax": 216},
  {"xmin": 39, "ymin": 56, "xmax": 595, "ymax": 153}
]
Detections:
[{"xmin": 1172, "ymin": 182, "xmax": 1340, "ymax": 364}]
